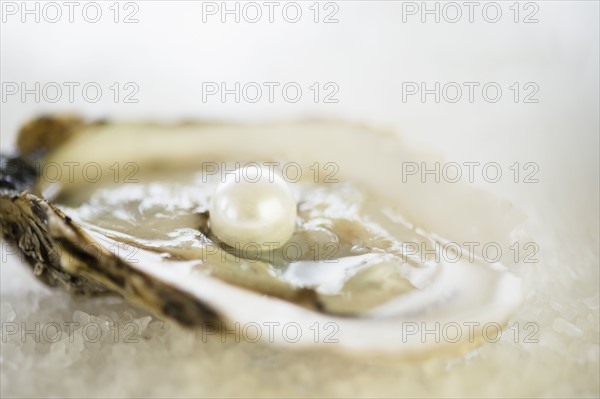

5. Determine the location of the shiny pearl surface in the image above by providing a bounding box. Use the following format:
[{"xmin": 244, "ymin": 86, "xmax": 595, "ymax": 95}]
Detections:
[{"xmin": 209, "ymin": 166, "xmax": 297, "ymax": 249}]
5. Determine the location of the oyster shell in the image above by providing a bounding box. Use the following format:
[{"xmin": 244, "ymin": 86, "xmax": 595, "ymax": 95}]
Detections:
[{"xmin": 0, "ymin": 115, "xmax": 525, "ymax": 355}]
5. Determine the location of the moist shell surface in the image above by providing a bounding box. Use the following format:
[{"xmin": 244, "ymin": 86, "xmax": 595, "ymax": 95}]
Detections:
[{"xmin": 0, "ymin": 116, "xmax": 525, "ymax": 354}]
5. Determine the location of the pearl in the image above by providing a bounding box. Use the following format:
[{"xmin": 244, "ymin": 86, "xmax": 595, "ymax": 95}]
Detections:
[{"xmin": 209, "ymin": 166, "xmax": 297, "ymax": 249}]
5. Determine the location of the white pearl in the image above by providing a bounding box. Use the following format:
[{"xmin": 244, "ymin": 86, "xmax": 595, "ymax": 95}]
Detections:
[{"xmin": 209, "ymin": 166, "xmax": 297, "ymax": 249}]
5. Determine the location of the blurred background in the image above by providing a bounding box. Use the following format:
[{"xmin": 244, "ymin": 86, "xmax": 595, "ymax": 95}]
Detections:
[{"xmin": 1, "ymin": 1, "xmax": 599, "ymax": 397}]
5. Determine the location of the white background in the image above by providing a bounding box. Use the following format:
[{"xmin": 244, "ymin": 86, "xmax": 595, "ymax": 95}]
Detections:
[{"xmin": 1, "ymin": 1, "xmax": 598, "ymax": 226}]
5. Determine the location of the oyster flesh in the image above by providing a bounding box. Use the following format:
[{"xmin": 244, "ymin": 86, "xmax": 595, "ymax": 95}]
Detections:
[{"xmin": 0, "ymin": 115, "xmax": 525, "ymax": 354}]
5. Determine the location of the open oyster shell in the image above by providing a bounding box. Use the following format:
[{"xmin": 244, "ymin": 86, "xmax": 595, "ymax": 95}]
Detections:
[{"xmin": 1, "ymin": 115, "xmax": 525, "ymax": 355}]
